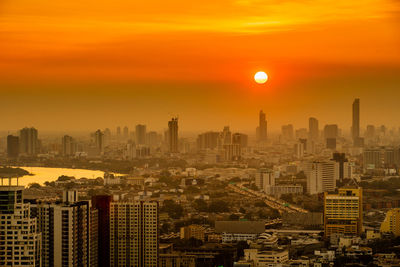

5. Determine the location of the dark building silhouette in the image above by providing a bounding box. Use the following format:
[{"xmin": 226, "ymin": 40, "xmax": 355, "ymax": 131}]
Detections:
[
  {"xmin": 332, "ymin": 153, "xmax": 349, "ymax": 182},
  {"xmin": 7, "ymin": 135, "xmax": 19, "ymax": 158},
  {"xmin": 92, "ymin": 195, "xmax": 112, "ymax": 267}
]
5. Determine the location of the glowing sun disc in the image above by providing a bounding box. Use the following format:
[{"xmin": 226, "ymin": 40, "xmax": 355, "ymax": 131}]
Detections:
[{"xmin": 254, "ymin": 71, "xmax": 268, "ymax": 84}]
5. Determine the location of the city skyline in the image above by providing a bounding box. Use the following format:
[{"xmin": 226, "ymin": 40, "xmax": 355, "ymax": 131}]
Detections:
[{"xmin": 0, "ymin": 0, "xmax": 399, "ymax": 131}]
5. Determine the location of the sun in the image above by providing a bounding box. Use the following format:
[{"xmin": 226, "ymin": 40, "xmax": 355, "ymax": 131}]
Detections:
[{"xmin": 254, "ymin": 71, "xmax": 268, "ymax": 84}]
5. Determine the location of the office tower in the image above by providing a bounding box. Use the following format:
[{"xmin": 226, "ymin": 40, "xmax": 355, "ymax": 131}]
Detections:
[
  {"xmin": 294, "ymin": 142, "xmax": 304, "ymax": 158},
  {"xmin": 31, "ymin": 190, "xmax": 96, "ymax": 267},
  {"xmin": 197, "ymin": 132, "xmax": 220, "ymax": 150},
  {"xmin": 305, "ymin": 161, "xmax": 339, "ymax": 194},
  {"xmin": 380, "ymin": 208, "xmax": 400, "ymax": 236},
  {"xmin": 365, "ymin": 125, "xmax": 375, "ymax": 140},
  {"xmin": 62, "ymin": 135, "xmax": 76, "ymax": 156},
  {"xmin": 168, "ymin": 118, "xmax": 179, "ymax": 153},
  {"xmin": 281, "ymin": 124, "xmax": 294, "ymax": 141},
  {"xmin": 7, "ymin": 135, "xmax": 19, "ymax": 158},
  {"xmin": 19, "ymin": 127, "xmax": 38, "ymax": 156},
  {"xmin": 232, "ymin": 133, "xmax": 248, "ymax": 148},
  {"xmin": 363, "ymin": 148, "xmax": 382, "ymax": 170},
  {"xmin": 135, "ymin": 124, "xmax": 147, "ymax": 145},
  {"xmin": 255, "ymin": 169, "xmax": 275, "ymax": 192},
  {"xmin": 123, "ymin": 126, "xmax": 129, "ymax": 140},
  {"xmin": 0, "ymin": 180, "xmax": 42, "ymax": 266},
  {"xmin": 326, "ymin": 138, "xmax": 336, "ymax": 150},
  {"xmin": 324, "ymin": 187, "xmax": 363, "ymax": 237},
  {"xmin": 257, "ymin": 110, "xmax": 267, "ymax": 142},
  {"xmin": 110, "ymin": 201, "xmax": 159, "ymax": 267},
  {"xmin": 136, "ymin": 145, "xmax": 151, "ymax": 158},
  {"xmin": 332, "ymin": 153, "xmax": 351, "ymax": 182},
  {"xmin": 352, "ymin": 98, "xmax": 360, "ymax": 141},
  {"xmin": 221, "ymin": 126, "xmax": 232, "ymax": 145},
  {"xmin": 323, "ymin": 124, "xmax": 338, "ymax": 139},
  {"xmin": 94, "ymin": 129, "xmax": 104, "ymax": 154},
  {"xmin": 223, "ymin": 144, "xmax": 241, "ymax": 161},
  {"xmin": 92, "ymin": 195, "xmax": 112, "ymax": 267},
  {"xmin": 146, "ymin": 131, "xmax": 159, "ymax": 147},
  {"xmin": 295, "ymin": 128, "xmax": 308, "ymax": 139},
  {"xmin": 309, "ymin": 117, "xmax": 319, "ymax": 141},
  {"xmin": 116, "ymin": 126, "xmax": 121, "ymax": 137}
]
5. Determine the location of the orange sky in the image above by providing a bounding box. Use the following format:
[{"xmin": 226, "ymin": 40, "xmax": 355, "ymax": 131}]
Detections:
[{"xmin": 1, "ymin": 0, "xmax": 400, "ymax": 133}]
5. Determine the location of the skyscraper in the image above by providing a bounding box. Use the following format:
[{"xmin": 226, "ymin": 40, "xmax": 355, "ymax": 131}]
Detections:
[
  {"xmin": 168, "ymin": 118, "xmax": 178, "ymax": 153},
  {"xmin": 31, "ymin": 190, "xmax": 97, "ymax": 267},
  {"xmin": 7, "ymin": 135, "xmax": 19, "ymax": 158},
  {"xmin": 308, "ymin": 117, "xmax": 319, "ymax": 141},
  {"xmin": 94, "ymin": 129, "xmax": 104, "ymax": 154},
  {"xmin": 61, "ymin": 135, "xmax": 76, "ymax": 156},
  {"xmin": 352, "ymin": 98, "xmax": 360, "ymax": 141},
  {"xmin": 0, "ymin": 180, "xmax": 42, "ymax": 266},
  {"xmin": 323, "ymin": 124, "xmax": 338, "ymax": 139},
  {"xmin": 281, "ymin": 124, "xmax": 294, "ymax": 141},
  {"xmin": 19, "ymin": 127, "xmax": 38, "ymax": 156},
  {"xmin": 92, "ymin": 195, "xmax": 112, "ymax": 267},
  {"xmin": 324, "ymin": 187, "xmax": 363, "ymax": 237},
  {"xmin": 305, "ymin": 161, "xmax": 339, "ymax": 194},
  {"xmin": 135, "ymin": 124, "xmax": 147, "ymax": 145},
  {"xmin": 257, "ymin": 110, "xmax": 267, "ymax": 142},
  {"xmin": 110, "ymin": 201, "xmax": 159, "ymax": 267}
]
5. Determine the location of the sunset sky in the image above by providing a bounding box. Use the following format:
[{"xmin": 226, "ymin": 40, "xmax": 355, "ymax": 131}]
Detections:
[{"xmin": 1, "ymin": 0, "xmax": 400, "ymax": 133}]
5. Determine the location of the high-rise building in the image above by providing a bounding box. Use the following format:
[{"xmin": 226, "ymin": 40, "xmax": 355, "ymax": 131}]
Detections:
[
  {"xmin": 94, "ymin": 129, "xmax": 104, "ymax": 154},
  {"xmin": 305, "ymin": 161, "xmax": 339, "ymax": 194},
  {"xmin": 19, "ymin": 127, "xmax": 39, "ymax": 156},
  {"xmin": 365, "ymin": 125, "xmax": 375, "ymax": 140},
  {"xmin": 232, "ymin": 133, "xmax": 248, "ymax": 148},
  {"xmin": 62, "ymin": 135, "xmax": 76, "ymax": 156},
  {"xmin": 309, "ymin": 117, "xmax": 319, "ymax": 141},
  {"xmin": 294, "ymin": 142, "xmax": 304, "ymax": 158},
  {"xmin": 0, "ymin": 180, "xmax": 42, "ymax": 266},
  {"xmin": 92, "ymin": 195, "xmax": 112, "ymax": 267},
  {"xmin": 352, "ymin": 98, "xmax": 360, "ymax": 141},
  {"xmin": 31, "ymin": 190, "xmax": 97, "ymax": 267},
  {"xmin": 223, "ymin": 144, "xmax": 241, "ymax": 161},
  {"xmin": 326, "ymin": 138, "xmax": 336, "ymax": 150},
  {"xmin": 332, "ymin": 153, "xmax": 352, "ymax": 182},
  {"xmin": 281, "ymin": 124, "xmax": 294, "ymax": 141},
  {"xmin": 136, "ymin": 124, "xmax": 147, "ymax": 145},
  {"xmin": 255, "ymin": 169, "xmax": 275, "ymax": 193},
  {"xmin": 323, "ymin": 124, "xmax": 338, "ymax": 139},
  {"xmin": 7, "ymin": 135, "xmax": 19, "ymax": 158},
  {"xmin": 197, "ymin": 132, "xmax": 220, "ymax": 150},
  {"xmin": 110, "ymin": 201, "xmax": 159, "ymax": 267},
  {"xmin": 363, "ymin": 148, "xmax": 382, "ymax": 170},
  {"xmin": 116, "ymin": 126, "xmax": 121, "ymax": 137},
  {"xmin": 168, "ymin": 118, "xmax": 178, "ymax": 153},
  {"xmin": 381, "ymin": 208, "xmax": 400, "ymax": 236},
  {"xmin": 123, "ymin": 126, "xmax": 129, "ymax": 140},
  {"xmin": 324, "ymin": 187, "xmax": 363, "ymax": 237},
  {"xmin": 257, "ymin": 110, "xmax": 267, "ymax": 142}
]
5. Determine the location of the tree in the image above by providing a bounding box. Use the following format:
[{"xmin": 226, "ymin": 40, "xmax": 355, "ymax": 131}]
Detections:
[
  {"xmin": 161, "ymin": 200, "xmax": 184, "ymax": 219},
  {"xmin": 193, "ymin": 199, "xmax": 208, "ymax": 212},
  {"xmin": 28, "ymin": 183, "xmax": 41, "ymax": 189},
  {"xmin": 208, "ymin": 200, "xmax": 230, "ymax": 213},
  {"xmin": 229, "ymin": 214, "xmax": 240, "ymax": 220}
]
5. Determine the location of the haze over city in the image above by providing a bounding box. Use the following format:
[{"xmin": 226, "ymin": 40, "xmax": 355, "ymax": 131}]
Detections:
[
  {"xmin": 1, "ymin": 0, "xmax": 400, "ymax": 131},
  {"xmin": 2, "ymin": 1, "xmax": 400, "ymax": 267}
]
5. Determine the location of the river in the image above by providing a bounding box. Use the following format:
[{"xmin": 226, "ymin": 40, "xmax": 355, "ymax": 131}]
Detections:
[{"xmin": 10, "ymin": 167, "xmax": 106, "ymax": 186}]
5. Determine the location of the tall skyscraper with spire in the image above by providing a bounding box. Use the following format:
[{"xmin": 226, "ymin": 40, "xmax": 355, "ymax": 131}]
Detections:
[
  {"xmin": 257, "ymin": 110, "xmax": 267, "ymax": 142},
  {"xmin": 352, "ymin": 98, "xmax": 360, "ymax": 141}
]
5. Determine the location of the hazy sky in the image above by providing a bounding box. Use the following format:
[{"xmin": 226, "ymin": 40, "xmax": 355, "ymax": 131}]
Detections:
[{"xmin": 1, "ymin": 0, "xmax": 399, "ymax": 133}]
